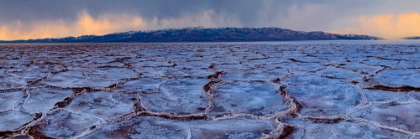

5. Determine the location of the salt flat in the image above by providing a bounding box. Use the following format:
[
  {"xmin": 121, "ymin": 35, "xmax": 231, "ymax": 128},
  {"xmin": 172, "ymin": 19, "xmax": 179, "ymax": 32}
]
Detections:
[{"xmin": 0, "ymin": 42, "xmax": 420, "ymax": 138}]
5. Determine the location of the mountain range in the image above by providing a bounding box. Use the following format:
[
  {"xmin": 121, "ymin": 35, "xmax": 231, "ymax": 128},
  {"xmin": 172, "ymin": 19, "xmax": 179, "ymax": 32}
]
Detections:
[{"xmin": 1, "ymin": 27, "xmax": 382, "ymax": 43}]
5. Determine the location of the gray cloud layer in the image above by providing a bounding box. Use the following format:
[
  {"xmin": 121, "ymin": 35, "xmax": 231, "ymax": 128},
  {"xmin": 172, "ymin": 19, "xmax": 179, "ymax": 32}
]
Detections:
[
  {"xmin": 1, "ymin": 0, "xmax": 420, "ymax": 39},
  {"xmin": 0, "ymin": 0, "xmax": 382, "ymax": 25}
]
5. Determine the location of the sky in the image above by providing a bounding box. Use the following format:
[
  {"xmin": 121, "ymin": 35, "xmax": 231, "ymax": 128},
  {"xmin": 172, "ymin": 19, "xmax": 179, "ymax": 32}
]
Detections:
[{"xmin": 0, "ymin": 0, "xmax": 420, "ymax": 40}]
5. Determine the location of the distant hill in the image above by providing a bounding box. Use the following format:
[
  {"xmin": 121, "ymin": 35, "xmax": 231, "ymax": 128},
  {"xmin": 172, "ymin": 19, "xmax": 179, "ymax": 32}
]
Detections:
[
  {"xmin": 1, "ymin": 27, "xmax": 381, "ymax": 43},
  {"xmin": 404, "ymin": 36, "xmax": 420, "ymax": 40}
]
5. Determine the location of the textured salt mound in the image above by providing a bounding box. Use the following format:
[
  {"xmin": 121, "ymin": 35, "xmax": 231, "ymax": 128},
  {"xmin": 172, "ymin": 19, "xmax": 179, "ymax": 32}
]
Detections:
[
  {"xmin": 286, "ymin": 85, "xmax": 361, "ymax": 116},
  {"xmin": 82, "ymin": 116, "xmax": 275, "ymax": 139},
  {"xmin": 141, "ymin": 78, "xmax": 209, "ymax": 115},
  {"xmin": 373, "ymin": 69, "xmax": 420, "ymax": 88},
  {"xmin": 211, "ymin": 82, "xmax": 288, "ymax": 116}
]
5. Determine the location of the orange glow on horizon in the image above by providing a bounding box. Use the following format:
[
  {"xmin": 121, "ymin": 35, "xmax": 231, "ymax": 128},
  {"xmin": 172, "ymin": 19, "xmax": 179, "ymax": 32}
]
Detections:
[
  {"xmin": 0, "ymin": 11, "xmax": 146, "ymax": 40},
  {"xmin": 331, "ymin": 13, "xmax": 420, "ymax": 39}
]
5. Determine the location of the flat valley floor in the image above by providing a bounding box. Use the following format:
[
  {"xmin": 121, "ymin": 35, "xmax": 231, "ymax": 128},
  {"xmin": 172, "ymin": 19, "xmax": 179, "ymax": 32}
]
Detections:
[{"xmin": 1, "ymin": 43, "xmax": 420, "ymax": 138}]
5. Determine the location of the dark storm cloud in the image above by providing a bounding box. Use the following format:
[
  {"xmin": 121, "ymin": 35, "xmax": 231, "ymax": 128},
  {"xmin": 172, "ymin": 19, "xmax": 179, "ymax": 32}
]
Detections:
[
  {"xmin": 0, "ymin": 0, "xmax": 378, "ymax": 25},
  {"xmin": 0, "ymin": 0, "xmax": 263, "ymax": 25},
  {"xmin": 2, "ymin": 0, "xmax": 420, "ymax": 24}
]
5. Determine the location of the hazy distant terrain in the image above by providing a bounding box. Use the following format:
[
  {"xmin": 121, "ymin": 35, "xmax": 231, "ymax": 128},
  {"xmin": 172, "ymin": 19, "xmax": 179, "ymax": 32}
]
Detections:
[
  {"xmin": 404, "ymin": 36, "xmax": 420, "ymax": 40},
  {"xmin": 0, "ymin": 27, "xmax": 381, "ymax": 43},
  {"xmin": 1, "ymin": 42, "xmax": 420, "ymax": 138}
]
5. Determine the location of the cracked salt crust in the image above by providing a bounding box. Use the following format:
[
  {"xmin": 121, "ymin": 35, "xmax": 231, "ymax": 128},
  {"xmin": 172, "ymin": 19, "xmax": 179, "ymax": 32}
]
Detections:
[{"xmin": 1, "ymin": 43, "xmax": 420, "ymax": 138}]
